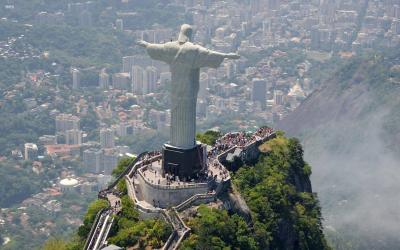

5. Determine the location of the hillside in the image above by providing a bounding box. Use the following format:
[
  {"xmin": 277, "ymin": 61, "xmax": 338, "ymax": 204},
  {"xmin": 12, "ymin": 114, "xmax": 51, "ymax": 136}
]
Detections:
[
  {"xmin": 278, "ymin": 48, "xmax": 400, "ymax": 249},
  {"xmin": 181, "ymin": 134, "xmax": 329, "ymax": 249},
  {"xmin": 45, "ymin": 133, "xmax": 329, "ymax": 250}
]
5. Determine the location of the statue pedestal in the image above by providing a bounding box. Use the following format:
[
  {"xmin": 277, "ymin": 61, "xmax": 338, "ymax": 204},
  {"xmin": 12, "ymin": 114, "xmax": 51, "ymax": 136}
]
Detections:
[{"xmin": 162, "ymin": 143, "xmax": 207, "ymax": 180}]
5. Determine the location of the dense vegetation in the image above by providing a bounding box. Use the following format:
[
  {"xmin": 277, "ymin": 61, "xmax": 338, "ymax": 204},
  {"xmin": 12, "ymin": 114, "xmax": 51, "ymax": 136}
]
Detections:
[
  {"xmin": 111, "ymin": 157, "xmax": 134, "ymax": 178},
  {"xmin": 40, "ymin": 198, "xmax": 109, "ymax": 250},
  {"xmin": 0, "ymin": 157, "xmax": 63, "ymax": 207},
  {"xmin": 196, "ymin": 130, "xmax": 222, "ymax": 146},
  {"xmin": 77, "ymin": 199, "xmax": 109, "ymax": 240},
  {"xmin": 107, "ymin": 195, "xmax": 172, "ymax": 248},
  {"xmin": 0, "ymin": 161, "xmax": 42, "ymax": 207},
  {"xmin": 0, "ymin": 111, "xmax": 55, "ymax": 156},
  {"xmin": 112, "ymin": 157, "xmax": 134, "ymax": 194},
  {"xmin": 181, "ymin": 205, "xmax": 257, "ymax": 250},
  {"xmin": 43, "ymin": 195, "xmax": 171, "ymax": 250},
  {"xmin": 234, "ymin": 135, "xmax": 327, "ymax": 249},
  {"xmin": 181, "ymin": 134, "xmax": 329, "ymax": 249},
  {"xmin": 109, "ymin": 158, "xmax": 172, "ymax": 248},
  {"xmin": 43, "ymin": 157, "xmax": 171, "ymax": 249}
]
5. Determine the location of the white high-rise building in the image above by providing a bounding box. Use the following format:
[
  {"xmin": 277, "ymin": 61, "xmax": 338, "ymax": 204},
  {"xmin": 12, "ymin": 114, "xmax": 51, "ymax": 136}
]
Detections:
[
  {"xmin": 55, "ymin": 114, "xmax": 80, "ymax": 133},
  {"xmin": 113, "ymin": 123, "xmax": 133, "ymax": 137},
  {"xmin": 83, "ymin": 149, "xmax": 103, "ymax": 173},
  {"xmin": 273, "ymin": 90, "xmax": 284, "ymax": 106},
  {"xmin": 65, "ymin": 129, "xmax": 83, "ymax": 145},
  {"xmin": 122, "ymin": 56, "xmax": 135, "ymax": 74},
  {"xmin": 225, "ymin": 61, "xmax": 236, "ymax": 79},
  {"xmin": 99, "ymin": 70, "xmax": 110, "ymax": 89},
  {"xmin": 132, "ymin": 65, "xmax": 144, "ymax": 94},
  {"xmin": 143, "ymin": 66, "xmax": 158, "ymax": 94},
  {"xmin": 112, "ymin": 72, "xmax": 131, "ymax": 90},
  {"xmin": 72, "ymin": 68, "xmax": 80, "ymax": 89},
  {"xmin": 100, "ymin": 128, "xmax": 115, "ymax": 149},
  {"xmin": 103, "ymin": 150, "xmax": 119, "ymax": 175},
  {"xmin": 24, "ymin": 143, "xmax": 38, "ymax": 160}
]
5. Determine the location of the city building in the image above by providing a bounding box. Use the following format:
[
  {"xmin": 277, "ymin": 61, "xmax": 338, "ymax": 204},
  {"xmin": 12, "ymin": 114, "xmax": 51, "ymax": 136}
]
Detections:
[
  {"xmin": 24, "ymin": 143, "xmax": 38, "ymax": 160},
  {"xmin": 132, "ymin": 65, "xmax": 144, "ymax": 94},
  {"xmin": 55, "ymin": 114, "xmax": 80, "ymax": 133},
  {"xmin": 251, "ymin": 78, "xmax": 267, "ymax": 110},
  {"xmin": 99, "ymin": 70, "xmax": 110, "ymax": 89},
  {"xmin": 100, "ymin": 128, "xmax": 115, "ymax": 149},
  {"xmin": 122, "ymin": 56, "xmax": 135, "ymax": 74},
  {"xmin": 65, "ymin": 129, "xmax": 83, "ymax": 145},
  {"xmin": 59, "ymin": 178, "xmax": 80, "ymax": 193},
  {"xmin": 45, "ymin": 144, "xmax": 80, "ymax": 158},
  {"xmin": 273, "ymin": 90, "xmax": 284, "ymax": 106},
  {"xmin": 83, "ymin": 148, "xmax": 103, "ymax": 173},
  {"xmin": 38, "ymin": 135, "xmax": 57, "ymax": 145},
  {"xmin": 103, "ymin": 150, "xmax": 120, "ymax": 175},
  {"xmin": 113, "ymin": 122, "xmax": 133, "ymax": 137},
  {"xmin": 72, "ymin": 68, "xmax": 80, "ymax": 90},
  {"xmin": 143, "ymin": 66, "xmax": 158, "ymax": 94},
  {"xmin": 112, "ymin": 72, "xmax": 131, "ymax": 91}
]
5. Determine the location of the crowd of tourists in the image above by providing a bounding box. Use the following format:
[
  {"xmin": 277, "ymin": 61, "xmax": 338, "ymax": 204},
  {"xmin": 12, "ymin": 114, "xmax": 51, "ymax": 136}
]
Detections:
[
  {"xmin": 206, "ymin": 127, "xmax": 274, "ymax": 181},
  {"xmin": 209, "ymin": 127, "xmax": 274, "ymax": 158},
  {"xmin": 134, "ymin": 127, "xmax": 274, "ymax": 184}
]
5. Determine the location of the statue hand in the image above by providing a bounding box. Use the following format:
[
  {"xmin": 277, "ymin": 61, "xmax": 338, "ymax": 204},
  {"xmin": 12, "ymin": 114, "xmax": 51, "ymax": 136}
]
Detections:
[
  {"xmin": 225, "ymin": 53, "xmax": 240, "ymax": 60},
  {"xmin": 136, "ymin": 40, "xmax": 149, "ymax": 48}
]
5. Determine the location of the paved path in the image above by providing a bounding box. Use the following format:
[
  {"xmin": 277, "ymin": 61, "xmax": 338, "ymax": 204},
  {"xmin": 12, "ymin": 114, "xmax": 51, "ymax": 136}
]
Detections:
[{"xmin": 107, "ymin": 193, "xmax": 122, "ymax": 213}]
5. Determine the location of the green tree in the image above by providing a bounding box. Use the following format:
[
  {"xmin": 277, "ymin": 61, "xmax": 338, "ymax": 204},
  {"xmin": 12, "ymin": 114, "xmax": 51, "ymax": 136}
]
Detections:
[
  {"xmin": 42, "ymin": 237, "xmax": 67, "ymax": 250},
  {"xmin": 181, "ymin": 205, "xmax": 257, "ymax": 250},
  {"xmin": 77, "ymin": 199, "xmax": 109, "ymax": 238},
  {"xmin": 233, "ymin": 134, "xmax": 330, "ymax": 249},
  {"xmin": 196, "ymin": 130, "xmax": 222, "ymax": 146},
  {"xmin": 112, "ymin": 157, "xmax": 134, "ymax": 178}
]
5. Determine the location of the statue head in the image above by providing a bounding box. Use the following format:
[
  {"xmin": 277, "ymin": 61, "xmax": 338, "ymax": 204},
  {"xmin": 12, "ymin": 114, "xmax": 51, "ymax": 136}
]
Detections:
[{"xmin": 178, "ymin": 24, "xmax": 193, "ymax": 44}]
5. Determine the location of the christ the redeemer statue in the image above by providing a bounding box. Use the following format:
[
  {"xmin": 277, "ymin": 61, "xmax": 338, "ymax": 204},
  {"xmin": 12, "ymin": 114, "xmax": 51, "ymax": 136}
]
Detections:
[{"xmin": 138, "ymin": 24, "xmax": 239, "ymax": 178}]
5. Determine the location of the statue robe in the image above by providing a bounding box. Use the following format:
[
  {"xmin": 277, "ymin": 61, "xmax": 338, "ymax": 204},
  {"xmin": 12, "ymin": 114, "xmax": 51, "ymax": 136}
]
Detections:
[{"xmin": 145, "ymin": 41, "xmax": 225, "ymax": 149}]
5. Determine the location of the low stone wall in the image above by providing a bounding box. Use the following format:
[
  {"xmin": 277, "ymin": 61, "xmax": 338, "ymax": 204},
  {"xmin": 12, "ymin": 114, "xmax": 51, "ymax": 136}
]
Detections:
[
  {"xmin": 136, "ymin": 171, "xmax": 209, "ymax": 208},
  {"xmin": 138, "ymin": 165, "xmax": 209, "ymax": 190},
  {"xmin": 175, "ymin": 193, "xmax": 216, "ymax": 212},
  {"xmin": 219, "ymin": 133, "xmax": 277, "ymax": 170},
  {"xmin": 215, "ymin": 177, "xmax": 231, "ymax": 195}
]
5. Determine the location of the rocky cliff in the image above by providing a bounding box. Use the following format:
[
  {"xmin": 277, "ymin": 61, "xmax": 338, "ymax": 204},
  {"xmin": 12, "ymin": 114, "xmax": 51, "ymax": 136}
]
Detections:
[
  {"xmin": 278, "ymin": 49, "xmax": 400, "ymax": 249},
  {"xmin": 182, "ymin": 134, "xmax": 329, "ymax": 250}
]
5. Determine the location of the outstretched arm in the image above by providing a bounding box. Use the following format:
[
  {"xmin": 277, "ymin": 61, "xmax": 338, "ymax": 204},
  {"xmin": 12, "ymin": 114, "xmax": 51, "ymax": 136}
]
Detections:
[
  {"xmin": 196, "ymin": 46, "xmax": 240, "ymax": 68},
  {"xmin": 213, "ymin": 51, "xmax": 240, "ymax": 60},
  {"xmin": 136, "ymin": 40, "xmax": 150, "ymax": 48},
  {"xmin": 136, "ymin": 40, "xmax": 173, "ymax": 63}
]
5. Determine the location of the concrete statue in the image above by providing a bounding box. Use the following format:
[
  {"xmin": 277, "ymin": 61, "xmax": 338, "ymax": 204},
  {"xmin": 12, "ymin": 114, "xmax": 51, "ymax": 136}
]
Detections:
[{"xmin": 138, "ymin": 24, "xmax": 240, "ymax": 178}]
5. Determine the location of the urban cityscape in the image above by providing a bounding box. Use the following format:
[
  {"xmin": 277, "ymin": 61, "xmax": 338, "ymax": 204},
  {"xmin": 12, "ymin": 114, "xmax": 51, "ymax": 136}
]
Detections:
[{"xmin": 0, "ymin": 0, "xmax": 400, "ymax": 249}]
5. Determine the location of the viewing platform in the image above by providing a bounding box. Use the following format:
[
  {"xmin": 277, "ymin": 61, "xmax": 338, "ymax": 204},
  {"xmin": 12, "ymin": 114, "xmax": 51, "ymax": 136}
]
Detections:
[
  {"xmin": 85, "ymin": 127, "xmax": 276, "ymax": 250},
  {"xmin": 126, "ymin": 127, "xmax": 275, "ymax": 211}
]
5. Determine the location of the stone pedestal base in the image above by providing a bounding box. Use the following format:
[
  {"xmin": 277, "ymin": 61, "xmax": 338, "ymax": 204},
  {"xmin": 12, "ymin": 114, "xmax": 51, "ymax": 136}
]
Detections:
[{"xmin": 162, "ymin": 143, "xmax": 206, "ymax": 179}]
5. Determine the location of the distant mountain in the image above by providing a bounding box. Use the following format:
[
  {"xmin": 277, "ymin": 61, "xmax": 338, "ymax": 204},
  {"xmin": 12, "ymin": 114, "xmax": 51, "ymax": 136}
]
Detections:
[{"xmin": 278, "ymin": 48, "xmax": 400, "ymax": 250}]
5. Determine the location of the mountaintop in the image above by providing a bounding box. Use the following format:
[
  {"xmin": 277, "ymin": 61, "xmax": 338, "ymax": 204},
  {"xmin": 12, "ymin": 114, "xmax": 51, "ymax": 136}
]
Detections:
[{"xmin": 278, "ymin": 48, "xmax": 400, "ymax": 249}]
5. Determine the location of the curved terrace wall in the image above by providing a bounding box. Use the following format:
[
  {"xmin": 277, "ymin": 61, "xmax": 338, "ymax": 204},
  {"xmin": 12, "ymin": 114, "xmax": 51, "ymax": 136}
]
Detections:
[{"xmin": 136, "ymin": 170, "xmax": 209, "ymax": 208}]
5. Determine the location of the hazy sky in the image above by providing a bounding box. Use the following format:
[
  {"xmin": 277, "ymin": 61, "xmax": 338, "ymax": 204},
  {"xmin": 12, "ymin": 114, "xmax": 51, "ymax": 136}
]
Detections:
[{"xmin": 303, "ymin": 108, "xmax": 400, "ymax": 248}]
